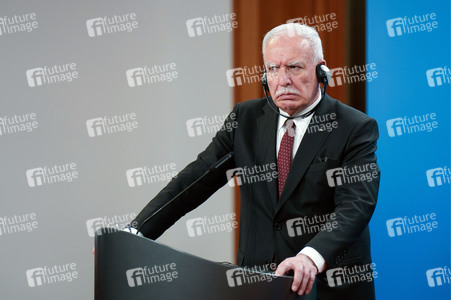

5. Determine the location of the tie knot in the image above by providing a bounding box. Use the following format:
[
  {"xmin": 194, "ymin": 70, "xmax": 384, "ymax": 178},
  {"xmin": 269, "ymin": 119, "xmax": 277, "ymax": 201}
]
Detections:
[{"xmin": 285, "ymin": 119, "xmax": 295, "ymax": 137}]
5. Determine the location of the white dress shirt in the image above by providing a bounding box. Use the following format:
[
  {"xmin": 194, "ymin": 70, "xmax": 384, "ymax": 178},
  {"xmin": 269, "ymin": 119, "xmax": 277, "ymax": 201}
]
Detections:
[{"xmin": 276, "ymin": 90, "xmax": 326, "ymax": 273}]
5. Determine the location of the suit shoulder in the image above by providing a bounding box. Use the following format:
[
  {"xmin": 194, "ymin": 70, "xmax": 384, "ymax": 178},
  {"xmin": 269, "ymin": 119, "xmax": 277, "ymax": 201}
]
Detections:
[
  {"xmin": 234, "ymin": 98, "xmax": 266, "ymax": 110},
  {"xmin": 328, "ymin": 96, "xmax": 377, "ymax": 125},
  {"xmin": 232, "ymin": 98, "xmax": 266, "ymax": 118}
]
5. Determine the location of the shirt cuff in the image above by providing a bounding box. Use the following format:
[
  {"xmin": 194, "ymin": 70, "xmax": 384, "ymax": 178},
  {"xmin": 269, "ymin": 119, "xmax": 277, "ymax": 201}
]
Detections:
[
  {"xmin": 123, "ymin": 226, "xmax": 144, "ymax": 237},
  {"xmin": 299, "ymin": 246, "xmax": 326, "ymax": 273}
]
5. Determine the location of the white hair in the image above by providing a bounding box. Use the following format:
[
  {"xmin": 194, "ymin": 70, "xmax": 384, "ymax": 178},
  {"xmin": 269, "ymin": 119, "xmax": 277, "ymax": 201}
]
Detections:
[{"xmin": 262, "ymin": 23, "xmax": 324, "ymax": 64}]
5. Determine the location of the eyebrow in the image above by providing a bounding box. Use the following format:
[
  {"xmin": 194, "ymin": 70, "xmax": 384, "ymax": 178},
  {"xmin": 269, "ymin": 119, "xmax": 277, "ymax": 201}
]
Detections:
[
  {"xmin": 265, "ymin": 61, "xmax": 305, "ymax": 67},
  {"xmin": 265, "ymin": 62, "xmax": 277, "ymax": 67},
  {"xmin": 287, "ymin": 61, "xmax": 302, "ymax": 66}
]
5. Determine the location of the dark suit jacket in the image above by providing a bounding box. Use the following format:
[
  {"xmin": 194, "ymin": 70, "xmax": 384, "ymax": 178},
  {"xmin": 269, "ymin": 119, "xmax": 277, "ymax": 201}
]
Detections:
[{"xmin": 134, "ymin": 95, "xmax": 380, "ymax": 299}]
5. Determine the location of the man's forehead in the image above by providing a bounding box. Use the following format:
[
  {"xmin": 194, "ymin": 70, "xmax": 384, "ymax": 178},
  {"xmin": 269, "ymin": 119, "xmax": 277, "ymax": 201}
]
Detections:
[
  {"xmin": 266, "ymin": 35, "xmax": 312, "ymax": 50},
  {"xmin": 264, "ymin": 35, "xmax": 313, "ymax": 61},
  {"xmin": 264, "ymin": 47, "xmax": 312, "ymax": 65}
]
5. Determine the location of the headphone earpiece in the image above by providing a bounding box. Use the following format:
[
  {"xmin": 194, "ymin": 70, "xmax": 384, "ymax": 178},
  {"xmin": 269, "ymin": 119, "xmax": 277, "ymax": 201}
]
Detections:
[
  {"xmin": 261, "ymin": 71, "xmax": 269, "ymax": 91},
  {"xmin": 316, "ymin": 64, "xmax": 331, "ymax": 85}
]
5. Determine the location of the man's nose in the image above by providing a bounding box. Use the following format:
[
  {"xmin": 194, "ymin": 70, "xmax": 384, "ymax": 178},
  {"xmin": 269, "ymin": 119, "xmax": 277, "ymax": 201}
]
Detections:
[{"xmin": 278, "ymin": 67, "xmax": 292, "ymax": 86}]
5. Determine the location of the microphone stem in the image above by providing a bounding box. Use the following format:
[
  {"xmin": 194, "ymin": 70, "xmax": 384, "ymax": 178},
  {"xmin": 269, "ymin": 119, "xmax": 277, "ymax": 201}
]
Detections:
[{"xmin": 136, "ymin": 152, "xmax": 234, "ymax": 235}]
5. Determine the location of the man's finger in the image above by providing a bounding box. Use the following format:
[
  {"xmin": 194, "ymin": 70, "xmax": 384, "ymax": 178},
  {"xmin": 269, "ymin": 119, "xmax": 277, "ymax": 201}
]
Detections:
[
  {"xmin": 291, "ymin": 265, "xmax": 304, "ymax": 292},
  {"xmin": 275, "ymin": 261, "xmax": 290, "ymax": 276},
  {"xmin": 304, "ymin": 272, "xmax": 316, "ymax": 295},
  {"xmin": 297, "ymin": 271, "xmax": 310, "ymax": 295}
]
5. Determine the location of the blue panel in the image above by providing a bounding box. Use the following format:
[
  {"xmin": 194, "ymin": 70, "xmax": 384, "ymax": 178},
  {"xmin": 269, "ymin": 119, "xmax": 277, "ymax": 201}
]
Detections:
[{"xmin": 366, "ymin": 1, "xmax": 450, "ymax": 299}]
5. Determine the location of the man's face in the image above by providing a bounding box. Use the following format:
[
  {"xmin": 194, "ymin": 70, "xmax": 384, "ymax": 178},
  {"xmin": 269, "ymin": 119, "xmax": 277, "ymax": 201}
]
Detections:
[{"xmin": 264, "ymin": 35, "xmax": 324, "ymax": 116}]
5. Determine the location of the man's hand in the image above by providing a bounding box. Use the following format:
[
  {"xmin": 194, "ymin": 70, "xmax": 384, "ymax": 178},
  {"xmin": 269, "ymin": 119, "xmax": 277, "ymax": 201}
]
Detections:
[{"xmin": 275, "ymin": 253, "xmax": 318, "ymax": 296}]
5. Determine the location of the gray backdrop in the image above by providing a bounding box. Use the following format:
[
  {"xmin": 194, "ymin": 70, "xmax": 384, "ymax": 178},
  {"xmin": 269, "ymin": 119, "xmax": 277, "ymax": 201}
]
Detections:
[{"xmin": 0, "ymin": 1, "xmax": 236, "ymax": 299}]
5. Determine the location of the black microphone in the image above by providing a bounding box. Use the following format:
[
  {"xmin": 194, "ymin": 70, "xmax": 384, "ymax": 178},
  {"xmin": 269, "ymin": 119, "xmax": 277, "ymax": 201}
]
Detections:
[{"xmin": 135, "ymin": 152, "xmax": 234, "ymax": 235}]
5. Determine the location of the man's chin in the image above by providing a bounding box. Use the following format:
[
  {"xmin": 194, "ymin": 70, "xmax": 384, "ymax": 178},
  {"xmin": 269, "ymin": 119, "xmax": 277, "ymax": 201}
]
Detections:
[{"xmin": 275, "ymin": 100, "xmax": 301, "ymax": 115}]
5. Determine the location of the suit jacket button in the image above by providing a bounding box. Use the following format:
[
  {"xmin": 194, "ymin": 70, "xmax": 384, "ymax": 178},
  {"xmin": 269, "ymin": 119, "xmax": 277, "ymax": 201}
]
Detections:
[{"xmin": 274, "ymin": 223, "xmax": 283, "ymax": 231}]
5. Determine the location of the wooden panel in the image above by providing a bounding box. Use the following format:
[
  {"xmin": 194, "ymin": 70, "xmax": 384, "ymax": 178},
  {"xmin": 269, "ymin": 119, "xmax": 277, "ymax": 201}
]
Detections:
[{"xmin": 233, "ymin": 0, "xmax": 346, "ymax": 105}]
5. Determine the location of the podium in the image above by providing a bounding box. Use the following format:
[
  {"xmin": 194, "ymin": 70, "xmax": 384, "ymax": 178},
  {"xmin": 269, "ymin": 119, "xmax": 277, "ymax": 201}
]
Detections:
[{"xmin": 95, "ymin": 229, "xmax": 316, "ymax": 299}]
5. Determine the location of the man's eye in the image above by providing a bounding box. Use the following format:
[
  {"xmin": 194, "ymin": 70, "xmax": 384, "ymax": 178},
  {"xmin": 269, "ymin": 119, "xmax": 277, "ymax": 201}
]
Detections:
[{"xmin": 268, "ymin": 66, "xmax": 277, "ymax": 71}]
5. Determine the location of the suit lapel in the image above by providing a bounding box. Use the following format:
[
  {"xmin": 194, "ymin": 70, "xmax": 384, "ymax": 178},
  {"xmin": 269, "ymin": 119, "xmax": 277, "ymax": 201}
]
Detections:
[
  {"xmin": 256, "ymin": 100, "xmax": 279, "ymax": 210},
  {"xmin": 277, "ymin": 96, "xmax": 335, "ymax": 211}
]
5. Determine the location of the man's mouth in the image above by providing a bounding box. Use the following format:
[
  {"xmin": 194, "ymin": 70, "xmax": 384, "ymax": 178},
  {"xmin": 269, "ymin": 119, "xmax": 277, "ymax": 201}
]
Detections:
[
  {"xmin": 275, "ymin": 87, "xmax": 300, "ymax": 98},
  {"xmin": 277, "ymin": 93, "xmax": 298, "ymax": 100}
]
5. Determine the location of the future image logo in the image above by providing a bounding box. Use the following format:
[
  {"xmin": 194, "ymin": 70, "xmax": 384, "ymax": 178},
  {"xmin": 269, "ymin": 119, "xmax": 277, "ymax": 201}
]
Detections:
[
  {"xmin": 426, "ymin": 66, "xmax": 451, "ymax": 87},
  {"xmin": 86, "ymin": 113, "xmax": 138, "ymax": 137},
  {"xmin": 186, "ymin": 13, "xmax": 238, "ymax": 37},
  {"xmin": 426, "ymin": 267, "xmax": 451, "ymax": 287},
  {"xmin": 426, "ymin": 166, "xmax": 451, "ymax": 187},
  {"xmin": 26, "ymin": 163, "xmax": 78, "ymax": 187},
  {"xmin": 86, "ymin": 213, "xmax": 137, "ymax": 237},
  {"xmin": 186, "ymin": 213, "xmax": 238, "ymax": 237},
  {"xmin": 26, "ymin": 263, "xmax": 78, "ymax": 288},
  {"xmin": 326, "ymin": 263, "xmax": 377, "ymax": 287},
  {"xmin": 386, "ymin": 113, "xmax": 438, "ymax": 137},
  {"xmin": 386, "ymin": 212, "xmax": 438, "ymax": 237},
  {"xmin": 325, "ymin": 163, "xmax": 378, "ymax": 187},
  {"xmin": 0, "ymin": 113, "xmax": 38, "ymax": 136},
  {"xmin": 286, "ymin": 12, "xmax": 338, "ymax": 33},
  {"xmin": 126, "ymin": 264, "xmax": 178, "ymax": 287},
  {"xmin": 126, "ymin": 63, "xmax": 178, "ymax": 87},
  {"xmin": 26, "ymin": 63, "xmax": 79, "ymax": 87},
  {"xmin": 86, "ymin": 13, "xmax": 138, "ymax": 37},
  {"xmin": 126, "ymin": 163, "xmax": 178, "ymax": 187},
  {"xmin": 386, "ymin": 13, "xmax": 438, "ymax": 37},
  {"xmin": 286, "ymin": 213, "xmax": 338, "ymax": 237},
  {"xmin": 329, "ymin": 63, "xmax": 378, "ymax": 87},
  {"xmin": 225, "ymin": 65, "xmax": 265, "ymax": 87},
  {"xmin": 186, "ymin": 113, "xmax": 237, "ymax": 137},
  {"xmin": 226, "ymin": 163, "xmax": 278, "ymax": 187},
  {"xmin": 226, "ymin": 264, "xmax": 276, "ymax": 287},
  {"xmin": 0, "ymin": 213, "xmax": 38, "ymax": 236},
  {"xmin": 306, "ymin": 112, "xmax": 339, "ymax": 134},
  {"xmin": 0, "ymin": 13, "xmax": 38, "ymax": 36}
]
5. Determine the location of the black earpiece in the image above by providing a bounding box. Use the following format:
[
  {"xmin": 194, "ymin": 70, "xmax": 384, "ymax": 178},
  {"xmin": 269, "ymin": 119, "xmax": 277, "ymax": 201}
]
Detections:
[
  {"xmin": 316, "ymin": 64, "xmax": 331, "ymax": 85},
  {"xmin": 261, "ymin": 71, "xmax": 269, "ymax": 91}
]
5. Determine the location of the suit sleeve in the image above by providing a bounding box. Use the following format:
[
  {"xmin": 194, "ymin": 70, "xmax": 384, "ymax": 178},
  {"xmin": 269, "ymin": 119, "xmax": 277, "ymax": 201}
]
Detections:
[
  {"xmin": 305, "ymin": 116, "xmax": 380, "ymax": 268},
  {"xmin": 131, "ymin": 105, "xmax": 240, "ymax": 239}
]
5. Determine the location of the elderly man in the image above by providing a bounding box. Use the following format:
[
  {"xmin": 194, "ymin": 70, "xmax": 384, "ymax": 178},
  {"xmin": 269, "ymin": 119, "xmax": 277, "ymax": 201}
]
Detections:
[{"xmin": 131, "ymin": 23, "xmax": 380, "ymax": 299}]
